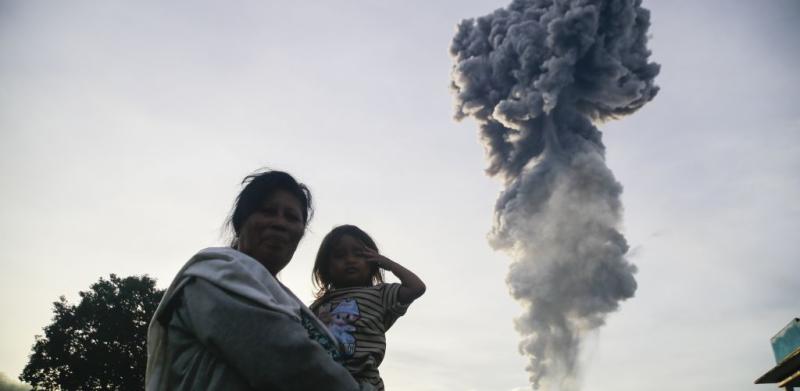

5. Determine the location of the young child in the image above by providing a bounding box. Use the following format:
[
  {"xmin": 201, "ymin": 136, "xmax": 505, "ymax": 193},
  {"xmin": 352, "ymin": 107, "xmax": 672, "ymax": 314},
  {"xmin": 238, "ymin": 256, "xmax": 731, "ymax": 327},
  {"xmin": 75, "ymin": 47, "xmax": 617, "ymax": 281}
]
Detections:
[{"xmin": 310, "ymin": 225, "xmax": 426, "ymax": 391}]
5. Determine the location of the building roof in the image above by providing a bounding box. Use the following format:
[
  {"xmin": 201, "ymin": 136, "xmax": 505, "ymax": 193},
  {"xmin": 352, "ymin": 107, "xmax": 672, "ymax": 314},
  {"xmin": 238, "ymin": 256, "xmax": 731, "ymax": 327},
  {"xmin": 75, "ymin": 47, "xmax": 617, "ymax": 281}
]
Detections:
[{"xmin": 756, "ymin": 347, "xmax": 800, "ymax": 386}]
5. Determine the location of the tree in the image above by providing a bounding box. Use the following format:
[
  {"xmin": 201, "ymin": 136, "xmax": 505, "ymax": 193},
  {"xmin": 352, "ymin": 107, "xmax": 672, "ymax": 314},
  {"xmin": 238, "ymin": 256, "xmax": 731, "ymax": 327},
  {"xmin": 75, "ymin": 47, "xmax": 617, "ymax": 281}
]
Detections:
[{"xmin": 21, "ymin": 275, "xmax": 164, "ymax": 391}]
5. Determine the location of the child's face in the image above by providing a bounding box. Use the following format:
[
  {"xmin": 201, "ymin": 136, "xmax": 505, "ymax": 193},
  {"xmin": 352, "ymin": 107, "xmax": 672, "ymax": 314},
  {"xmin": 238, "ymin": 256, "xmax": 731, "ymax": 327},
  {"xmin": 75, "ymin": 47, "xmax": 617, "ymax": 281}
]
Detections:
[{"xmin": 328, "ymin": 234, "xmax": 373, "ymax": 289}]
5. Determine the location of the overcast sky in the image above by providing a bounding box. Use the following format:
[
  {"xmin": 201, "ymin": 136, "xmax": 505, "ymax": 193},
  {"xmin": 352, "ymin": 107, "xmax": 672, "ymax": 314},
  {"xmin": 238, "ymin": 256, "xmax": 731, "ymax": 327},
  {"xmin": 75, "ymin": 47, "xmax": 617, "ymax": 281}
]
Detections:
[{"xmin": 1, "ymin": 1, "xmax": 798, "ymax": 390}]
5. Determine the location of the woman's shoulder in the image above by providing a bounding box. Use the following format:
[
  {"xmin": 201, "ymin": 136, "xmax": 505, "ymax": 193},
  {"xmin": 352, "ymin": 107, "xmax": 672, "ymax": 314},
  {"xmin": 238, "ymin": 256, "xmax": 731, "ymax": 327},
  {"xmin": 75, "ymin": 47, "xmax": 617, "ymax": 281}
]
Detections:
[
  {"xmin": 194, "ymin": 246, "xmax": 253, "ymax": 263},
  {"xmin": 185, "ymin": 247, "xmax": 269, "ymax": 281},
  {"xmin": 176, "ymin": 247, "xmax": 304, "ymax": 317}
]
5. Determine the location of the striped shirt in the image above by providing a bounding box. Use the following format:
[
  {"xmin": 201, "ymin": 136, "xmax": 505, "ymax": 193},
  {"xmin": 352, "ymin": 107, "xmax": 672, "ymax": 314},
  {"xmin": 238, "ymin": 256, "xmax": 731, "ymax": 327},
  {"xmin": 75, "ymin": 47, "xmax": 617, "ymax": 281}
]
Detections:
[{"xmin": 310, "ymin": 283, "xmax": 408, "ymax": 391}]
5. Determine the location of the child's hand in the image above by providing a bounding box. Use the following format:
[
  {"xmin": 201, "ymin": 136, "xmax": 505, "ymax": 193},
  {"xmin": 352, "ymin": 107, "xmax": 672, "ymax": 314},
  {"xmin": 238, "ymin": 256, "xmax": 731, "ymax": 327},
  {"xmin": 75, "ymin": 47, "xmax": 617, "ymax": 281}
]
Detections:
[
  {"xmin": 359, "ymin": 247, "xmax": 426, "ymax": 304},
  {"xmin": 360, "ymin": 248, "xmax": 394, "ymax": 270}
]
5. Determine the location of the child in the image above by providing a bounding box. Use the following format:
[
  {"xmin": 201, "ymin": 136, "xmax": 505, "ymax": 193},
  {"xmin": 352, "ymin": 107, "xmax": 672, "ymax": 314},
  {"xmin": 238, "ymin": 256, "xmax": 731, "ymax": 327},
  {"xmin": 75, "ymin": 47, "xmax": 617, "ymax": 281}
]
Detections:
[{"xmin": 311, "ymin": 225, "xmax": 426, "ymax": 391}]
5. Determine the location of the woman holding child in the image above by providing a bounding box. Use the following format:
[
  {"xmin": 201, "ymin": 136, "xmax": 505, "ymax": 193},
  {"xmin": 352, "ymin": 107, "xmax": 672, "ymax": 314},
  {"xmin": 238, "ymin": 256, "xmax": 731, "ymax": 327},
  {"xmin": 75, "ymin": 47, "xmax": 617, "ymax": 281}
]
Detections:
[{"xmin": 146, "ymin": 170, "xmax": 375, "ymax": 390}]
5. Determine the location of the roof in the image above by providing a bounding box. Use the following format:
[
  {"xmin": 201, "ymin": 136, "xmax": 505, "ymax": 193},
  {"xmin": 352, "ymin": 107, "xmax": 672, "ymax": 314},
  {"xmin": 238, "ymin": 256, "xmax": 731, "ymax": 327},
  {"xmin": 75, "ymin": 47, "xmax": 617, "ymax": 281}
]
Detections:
[{"xmin": 756, "ymin": 347, "xmax": 800, "ymax": 385}]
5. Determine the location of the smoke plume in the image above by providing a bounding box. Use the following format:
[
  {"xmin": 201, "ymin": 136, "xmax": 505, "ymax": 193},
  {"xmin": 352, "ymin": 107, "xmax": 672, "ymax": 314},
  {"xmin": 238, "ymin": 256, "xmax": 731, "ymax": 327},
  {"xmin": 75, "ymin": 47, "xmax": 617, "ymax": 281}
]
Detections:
[{"xmin": 450, "ymin": 0, "xmax": 659, "ymax": 389}]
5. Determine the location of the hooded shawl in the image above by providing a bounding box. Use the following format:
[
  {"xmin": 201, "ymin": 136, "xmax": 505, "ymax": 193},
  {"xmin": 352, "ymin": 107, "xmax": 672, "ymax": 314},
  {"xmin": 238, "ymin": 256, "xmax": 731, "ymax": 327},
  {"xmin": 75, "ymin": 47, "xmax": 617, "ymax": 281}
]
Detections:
[{"xmin": 146, "ymin": 247, "xmax": 370, "ymax": 391}]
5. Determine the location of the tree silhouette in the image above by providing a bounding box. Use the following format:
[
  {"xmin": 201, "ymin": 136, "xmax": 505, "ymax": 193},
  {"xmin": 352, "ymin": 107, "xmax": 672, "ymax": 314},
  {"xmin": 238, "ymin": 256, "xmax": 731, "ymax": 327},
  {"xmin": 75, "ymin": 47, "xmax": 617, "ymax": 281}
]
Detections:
[{"xmin": 21, "ymin": 275, "xmax": 164, "ymax": 391}]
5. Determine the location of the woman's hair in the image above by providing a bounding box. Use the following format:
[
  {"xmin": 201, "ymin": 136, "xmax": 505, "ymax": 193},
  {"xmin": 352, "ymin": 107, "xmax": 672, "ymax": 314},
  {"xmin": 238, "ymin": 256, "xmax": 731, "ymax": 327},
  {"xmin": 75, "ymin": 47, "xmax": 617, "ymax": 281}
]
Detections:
[
  {"xmin": 226, "ymin": 169, "xmax": 313, "ymax": 247},
  {"xmin": 312, "ymin": 225, "xmax": 384, "ymax": 298}
]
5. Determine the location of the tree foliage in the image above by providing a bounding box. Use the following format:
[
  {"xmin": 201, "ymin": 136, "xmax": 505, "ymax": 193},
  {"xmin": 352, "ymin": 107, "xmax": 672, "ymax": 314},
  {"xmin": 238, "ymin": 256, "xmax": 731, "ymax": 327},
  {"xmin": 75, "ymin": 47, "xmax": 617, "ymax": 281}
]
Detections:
[{"xmin": 21, "ymin": 275, "xmax": 164, "ymax": 391}]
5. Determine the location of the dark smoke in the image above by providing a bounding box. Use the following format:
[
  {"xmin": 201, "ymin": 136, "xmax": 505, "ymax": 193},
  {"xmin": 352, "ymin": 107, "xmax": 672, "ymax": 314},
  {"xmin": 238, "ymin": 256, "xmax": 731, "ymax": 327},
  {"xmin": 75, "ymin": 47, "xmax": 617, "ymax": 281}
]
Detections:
[{"xmin": 450, "ymin": 0, "xmax": 659, "ymax": 389}]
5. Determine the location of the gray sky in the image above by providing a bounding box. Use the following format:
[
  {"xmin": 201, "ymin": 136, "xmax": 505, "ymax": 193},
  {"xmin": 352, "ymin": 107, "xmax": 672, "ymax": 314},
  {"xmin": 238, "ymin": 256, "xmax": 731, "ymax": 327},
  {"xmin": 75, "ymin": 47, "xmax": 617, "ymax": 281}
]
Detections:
[{"xmin": 1, "ymin": 1, "xmax": 798, "ymax": 390}]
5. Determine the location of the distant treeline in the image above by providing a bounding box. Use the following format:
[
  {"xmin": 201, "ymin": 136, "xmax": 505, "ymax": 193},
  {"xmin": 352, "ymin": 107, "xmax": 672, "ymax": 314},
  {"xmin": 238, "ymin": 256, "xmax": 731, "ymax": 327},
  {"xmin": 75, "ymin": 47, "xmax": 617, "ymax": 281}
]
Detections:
[{"xmin": 0, "ymin": 372, "xmax": 31, "ymax": 391}]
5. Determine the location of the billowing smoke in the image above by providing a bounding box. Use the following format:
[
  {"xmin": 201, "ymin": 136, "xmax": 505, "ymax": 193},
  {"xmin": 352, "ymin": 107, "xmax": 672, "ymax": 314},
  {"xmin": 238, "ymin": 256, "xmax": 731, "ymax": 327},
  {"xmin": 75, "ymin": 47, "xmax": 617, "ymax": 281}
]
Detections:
[{"xmin": 449, "ymin": 0, "xmax": 659, "ymax": 389}]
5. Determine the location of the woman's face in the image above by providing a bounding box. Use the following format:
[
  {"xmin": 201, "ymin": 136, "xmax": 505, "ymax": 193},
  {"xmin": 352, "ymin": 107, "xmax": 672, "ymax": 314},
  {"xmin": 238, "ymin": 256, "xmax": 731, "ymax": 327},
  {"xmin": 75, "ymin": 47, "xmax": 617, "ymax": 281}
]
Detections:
[{"xmin": 237, "ymin": 189, "xmax": 305, "ymax": 275}]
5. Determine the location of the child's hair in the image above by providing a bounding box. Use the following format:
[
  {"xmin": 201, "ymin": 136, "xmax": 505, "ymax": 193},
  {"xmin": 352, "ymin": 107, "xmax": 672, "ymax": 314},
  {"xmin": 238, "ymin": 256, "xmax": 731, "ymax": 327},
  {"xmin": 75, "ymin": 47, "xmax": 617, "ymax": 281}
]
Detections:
[{"xmin": 312, "ymin": 225, "xmax": 385, "ymax": 298}]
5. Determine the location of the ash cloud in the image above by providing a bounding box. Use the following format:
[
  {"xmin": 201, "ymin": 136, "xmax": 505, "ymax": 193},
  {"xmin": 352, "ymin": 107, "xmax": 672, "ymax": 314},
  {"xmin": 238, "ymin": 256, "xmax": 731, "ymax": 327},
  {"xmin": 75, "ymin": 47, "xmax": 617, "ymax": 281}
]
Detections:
[{"xmin": 450, "ymin": 0, "xmax": 659, "ymax": 389}]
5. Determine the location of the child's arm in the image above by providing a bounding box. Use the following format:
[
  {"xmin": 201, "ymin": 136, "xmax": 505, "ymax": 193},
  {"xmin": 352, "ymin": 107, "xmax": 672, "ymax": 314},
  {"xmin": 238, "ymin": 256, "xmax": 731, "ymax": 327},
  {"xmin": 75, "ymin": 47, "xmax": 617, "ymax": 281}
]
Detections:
[{"xmin": 363, "ymin": 249, "xmax": 426, "ymax": 304}]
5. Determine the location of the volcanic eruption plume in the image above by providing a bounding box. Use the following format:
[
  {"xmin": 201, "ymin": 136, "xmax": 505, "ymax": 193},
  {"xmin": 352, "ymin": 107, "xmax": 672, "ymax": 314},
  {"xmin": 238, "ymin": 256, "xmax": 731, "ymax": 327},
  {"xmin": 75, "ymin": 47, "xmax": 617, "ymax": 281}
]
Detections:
[{"xmin": 449, "ymin": 0, "xmax": 659, "ymax": 389}]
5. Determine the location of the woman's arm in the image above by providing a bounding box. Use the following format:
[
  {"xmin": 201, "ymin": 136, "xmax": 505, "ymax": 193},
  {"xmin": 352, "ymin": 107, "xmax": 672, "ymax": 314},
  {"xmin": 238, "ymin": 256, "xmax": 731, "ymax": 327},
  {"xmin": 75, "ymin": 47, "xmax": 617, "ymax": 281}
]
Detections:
[
  {"xmin": 364, "ymin": 249, "xmax": 426, "ymax": 304},
  {"xmin": 180, "ymin": 279, "xmax": 371, "ymax": 391}
]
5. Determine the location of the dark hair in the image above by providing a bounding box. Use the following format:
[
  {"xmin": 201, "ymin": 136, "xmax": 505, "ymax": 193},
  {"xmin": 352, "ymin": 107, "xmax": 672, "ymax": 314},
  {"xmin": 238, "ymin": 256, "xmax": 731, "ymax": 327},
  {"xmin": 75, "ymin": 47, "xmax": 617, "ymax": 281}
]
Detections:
[
  {"xmin": 312, "ymin": 225, "xmax": 384, "ymax": 298},
  {"xmin": 227, "ymin": 169, "xmax": 313, "ymax": 246}
]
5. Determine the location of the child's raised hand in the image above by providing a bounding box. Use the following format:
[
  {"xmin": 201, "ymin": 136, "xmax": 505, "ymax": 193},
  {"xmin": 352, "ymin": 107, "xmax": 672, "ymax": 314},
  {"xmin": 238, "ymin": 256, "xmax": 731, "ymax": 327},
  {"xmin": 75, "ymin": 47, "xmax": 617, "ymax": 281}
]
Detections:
[
  {"xmin": 360, "ymin": 246, "xmax": 426, "ymax": 304},
  {"xmin": 360, "ymin": 247, "xmax": 394, "ymax": 270}
]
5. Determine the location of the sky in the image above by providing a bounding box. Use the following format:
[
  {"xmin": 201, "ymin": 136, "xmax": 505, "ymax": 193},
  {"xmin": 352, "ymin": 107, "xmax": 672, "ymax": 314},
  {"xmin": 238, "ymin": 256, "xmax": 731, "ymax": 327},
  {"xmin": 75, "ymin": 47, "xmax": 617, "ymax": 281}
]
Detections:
[{"xmin": 0, "ymin": 1, "xmax": 798, "ymax": 390}]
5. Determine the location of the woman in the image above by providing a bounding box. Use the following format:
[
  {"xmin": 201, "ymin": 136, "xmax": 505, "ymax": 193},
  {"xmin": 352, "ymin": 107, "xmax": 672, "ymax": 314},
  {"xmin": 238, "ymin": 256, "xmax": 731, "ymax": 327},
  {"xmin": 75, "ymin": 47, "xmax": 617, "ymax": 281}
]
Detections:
[{"xmin": 146, "ymin": 170, "xmax": 372, "ymax": 391}]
